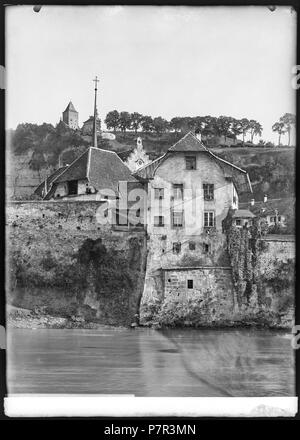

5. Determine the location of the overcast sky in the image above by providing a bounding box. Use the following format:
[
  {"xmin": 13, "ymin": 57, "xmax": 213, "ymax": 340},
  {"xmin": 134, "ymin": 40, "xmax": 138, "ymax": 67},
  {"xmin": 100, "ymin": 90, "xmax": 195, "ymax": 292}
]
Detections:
[{"xmin": 6, "ymin": 5, "xmax": 296, "ymax": 143}]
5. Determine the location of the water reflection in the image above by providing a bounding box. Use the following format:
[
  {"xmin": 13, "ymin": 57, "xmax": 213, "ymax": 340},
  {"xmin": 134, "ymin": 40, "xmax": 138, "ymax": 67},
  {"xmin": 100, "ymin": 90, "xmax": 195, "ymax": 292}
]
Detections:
[{"xmin": 7, "ymin": 328, "xmax": 294, "ymax": 396}]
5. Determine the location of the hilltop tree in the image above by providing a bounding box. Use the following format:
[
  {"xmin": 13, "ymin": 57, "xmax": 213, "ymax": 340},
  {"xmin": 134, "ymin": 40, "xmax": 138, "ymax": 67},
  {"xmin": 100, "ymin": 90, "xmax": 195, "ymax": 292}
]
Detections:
[
  {"xmin": 216, "ymin": 116, "xmax": 233, "ymax": 142},
  {"xmin": 239, "ymin": 118, "xmax": 251, "ymax": 144},
  {"xmin": 153, "ymin": 116, "xmax": 168, "ymax": 134},
  {"xmin": 130, "ymin": 112, "xmax": 143, "ymax": 133},
  {"xmin": 118, "ymin": 111, "xmax": 132, "ymax": 133},
  {"xmin": 170, "ymin": 117, "xmax": 184, "ymax": 133},
  {"xmin": 104, "ymin": 110, "xmax": 120, "ymax": 132},
  {"xmin": 231, "ymin": 119, "xmax": 243, "ymax": 140},
  {"xmin": 280, "ymin": 113, "xmax": 296, "ymax": 146},
  {"xmin": 141, "ymin": 115, "xmax": 154, "ymax": 132},
  {"xmin": 249, "ymin": 120, "xmax": 263, "ymax": 143},
  {"xmin": 272, "ymin": 121, "xmax": 286, "ymax": 146}
]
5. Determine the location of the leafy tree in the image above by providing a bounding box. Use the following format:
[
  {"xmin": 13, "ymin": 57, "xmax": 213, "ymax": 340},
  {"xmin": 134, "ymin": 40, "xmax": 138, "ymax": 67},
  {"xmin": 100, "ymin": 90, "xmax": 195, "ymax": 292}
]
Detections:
[
  {"xmin": 216, "ymin": 116, "xmax": 233, "ymax": 142},
  {"xmin": 239, "ymin": 118, "xmax": 250, "ymax": 144},
  {"xmin": 153, "ymin": 116, "xmax": 168, "ymax": 134},
  {"xmin": 104, "ymin": 110, "xmax": 120, "ymax": 132},
  {"xmin": 231, "ymin": 118, "xmax": 243, "ymax": 140},
  {"xmin": 141, "ymin": 115, "xmax": 154, "ymax": 132},
  {"xmin": 280, "ymin": 113, "xmax": 296, "ymax": 146},
  {"xmin": 118, "ymin": 111, "xmax": 132, "ymax": 133},
  {"xmin": 249, "ymin": 120, "xmax": 263, "ymax": 143},
  {"xmin": 170, "ymin": 117, "xmax": 184, "ymax": 133},
  {"xmin": 130, "ymin": 112, "xmax": 143, "ymax": 133},
  {"xmin": 272, "ymin": 121, "xmax": 286, "ymax": 146}
]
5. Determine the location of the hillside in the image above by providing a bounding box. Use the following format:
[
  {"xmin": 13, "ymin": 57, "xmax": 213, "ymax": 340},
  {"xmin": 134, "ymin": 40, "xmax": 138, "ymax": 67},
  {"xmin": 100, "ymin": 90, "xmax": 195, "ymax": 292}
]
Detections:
[{"xmin": 6, "ymin": 126, "xmax": 295, "ymax": 201}]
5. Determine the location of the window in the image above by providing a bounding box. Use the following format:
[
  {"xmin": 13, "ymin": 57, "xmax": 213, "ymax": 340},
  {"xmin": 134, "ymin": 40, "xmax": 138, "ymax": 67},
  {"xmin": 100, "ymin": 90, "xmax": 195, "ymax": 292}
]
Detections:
[
  {"xmin": 185, "ymin": 156, "xmax": 196, "ymax": 170},
  {"xmin": 189, "ymin": 241, "xmax": 196, "ymax": 250},
  {"xmin": 173, "ymin": 242, "xmax": 181, "ymax": 254},
  {"xmin": 270, "ymin": 216, "xmax": 275, "ymax": 223},
  {"xmin": 173, "ymin": 184, "xmax": 183, "ymax": 200},
  {"xmin": 154, "ymin": 216, "xmax": 164, "ymax": 227},
  {"xmin": 204, "ymin": 211, "xmax": 215, "ymax": 227},
  {"xmin": 187, "ymin": 279, "xmax": 193, "ymax": 289},
  {"xmin": 236, "ymin": 219, "xmax": 241, "ymax": 226},
  {"xmin": 68, "ymin": 180, "xmax": 78, "ymax": 195},
  {"xmin": 203, "ymin": 184, "xmax": 214, "ymax": 201},
  {"xmin": 172, "ymin": 210, "xmax": 183, "ymax": 227},
  {"xmin": 154, "ymin": 188, "xmax": 164, "ymax": 199},
  {"xmin": 278, "ymin": 216, "xmax": 282, "ymax": 222},
  {"xmin": 204, "ymin": 243, "xmax": 211, "ymax": 253}
]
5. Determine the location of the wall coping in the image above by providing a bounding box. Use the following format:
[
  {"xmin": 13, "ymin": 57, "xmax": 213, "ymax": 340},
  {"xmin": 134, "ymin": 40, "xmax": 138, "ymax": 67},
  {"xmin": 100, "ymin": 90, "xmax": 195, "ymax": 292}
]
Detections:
[
  {"xmin": 162, "ymin": 266, "xmax": 232, "ymax": 271},
  {"xmin": 7, "ymin": 200, "xmax": 106, "ymax": 205}
]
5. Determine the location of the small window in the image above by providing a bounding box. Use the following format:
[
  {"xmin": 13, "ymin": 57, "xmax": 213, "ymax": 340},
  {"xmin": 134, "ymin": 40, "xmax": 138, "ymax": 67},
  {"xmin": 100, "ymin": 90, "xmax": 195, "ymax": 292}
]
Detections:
[
  {"xmin": 204, "ymin": 211, "xmax": 215, "ymax": 227},
  {"xmin": 173, "ymin": 184, "xmax": 183, "ymax": 200},
  {"xmin": 172, "ymin": 242, "xmax": 181, "ymax": 254},
  {"xmin": 172, "ymin": 211, "xmax": 183, "ymax": 227},
  {"xmin": 270, "ymin": 216, "xmax": 275, "ymax": 223},
  {"xmin": 204, "ymin": 243, "xmax": 211, "ymax": 253},
  {"xmin": 236, "ymin": 219, "xmax": 241, "ymax": 226},
  {"xmin": 203, "ymin": 184, "xmax": 214, "ymax": 201},
  {"xmin": 278, "ymin": 216, "xmax": 281, "ymax": 222},
  {"xmin": 154, "ymin": 216, "xmax": 164, "ymax": 227},
  {"xmin": 189, "ymin": 241, "xmax": 196, "ymax": 250},
  {"xmin": 187, "ymin": 279, "xmax": 193, "ymax": 289},
  {"xmin": 154, "ymin": 188, "xmax": 164, "ymax": 199},
  {"xmin": 185, "ymin": 156, "xmax": 196, "ymax": 170}
]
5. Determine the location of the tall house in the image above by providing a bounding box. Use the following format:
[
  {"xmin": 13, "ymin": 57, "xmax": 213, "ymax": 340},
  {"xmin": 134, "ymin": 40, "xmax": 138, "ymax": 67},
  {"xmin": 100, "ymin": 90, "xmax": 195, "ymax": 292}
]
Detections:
[
  {"xmin": 134, "ymin": 131, "xmax": 252, "ymax": 302},
  {"xmin": 62, "ymin": 101, "xmax": 79, "ymax": 129}
]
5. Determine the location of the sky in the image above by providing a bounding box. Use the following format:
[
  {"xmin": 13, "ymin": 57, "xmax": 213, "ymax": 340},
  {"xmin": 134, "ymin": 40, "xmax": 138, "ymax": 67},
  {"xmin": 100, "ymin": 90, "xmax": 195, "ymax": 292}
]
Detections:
[{"xmin": 6, "ymin": 5, "xmax": 297, "ymax": 143}]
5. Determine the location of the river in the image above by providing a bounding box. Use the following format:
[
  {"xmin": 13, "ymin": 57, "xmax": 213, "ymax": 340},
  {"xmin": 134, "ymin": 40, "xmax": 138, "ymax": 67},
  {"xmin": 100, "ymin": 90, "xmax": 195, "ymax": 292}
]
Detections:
[{"xmin": 7, "ymin": 327, "xmax": 295, "ymax": 397}]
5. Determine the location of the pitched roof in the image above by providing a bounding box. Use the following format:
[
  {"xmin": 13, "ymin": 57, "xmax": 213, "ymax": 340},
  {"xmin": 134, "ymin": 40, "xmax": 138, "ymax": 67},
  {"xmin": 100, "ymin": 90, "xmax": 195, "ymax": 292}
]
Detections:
[
  {"xmin": 239, "ymin": 198, "xmax": 295, "ymax": 217},
  {"xmin": 63, "ymin": 101, "xmax": 78, "ymax": 113},
  {"xmin": 52, "ymin": 147, "xmax": 136, "ymax": 193},
  {"xmin": 134, "ymin": 131, "xmax": 252, "ymax": 194},
  {"xmin": 168, "ymin": 131, "xmax": 208, "ymax": 152},
  {"xmin": 34, "ymin": 166, "xmax": 68, "ymax": 198},
  {"xmin": 117, "ymin": 149, "xmax": 134, "ymax": 161},
  {"xmin": 232, "ymin": 209, "xmax": 256, "ymax": 218}
]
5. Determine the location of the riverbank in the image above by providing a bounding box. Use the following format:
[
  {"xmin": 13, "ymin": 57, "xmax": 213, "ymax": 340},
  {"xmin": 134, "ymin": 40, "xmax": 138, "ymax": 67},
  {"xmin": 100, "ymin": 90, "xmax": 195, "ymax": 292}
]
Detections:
[
  {"xmin": 7, "ymin": 304, "xmax": 292, "ymax": 331},
  {"xmin": 6, "ymin": 305, "xmax": 109, "ymax": 329}
]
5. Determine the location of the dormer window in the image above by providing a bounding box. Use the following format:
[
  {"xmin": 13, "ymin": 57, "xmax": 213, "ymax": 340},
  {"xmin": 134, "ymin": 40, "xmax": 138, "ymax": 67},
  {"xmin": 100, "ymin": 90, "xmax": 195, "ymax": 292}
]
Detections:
[{"xmin": 185, "ymin": 156, "xmax": 196, "ymax": 170}]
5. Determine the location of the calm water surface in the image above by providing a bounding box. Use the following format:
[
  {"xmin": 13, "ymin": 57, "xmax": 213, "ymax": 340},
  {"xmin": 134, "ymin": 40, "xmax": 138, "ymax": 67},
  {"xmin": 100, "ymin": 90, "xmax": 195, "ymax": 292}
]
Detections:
[{"xmin": 7, "ymin": 327, "xmax": 295, "ymax": 396}]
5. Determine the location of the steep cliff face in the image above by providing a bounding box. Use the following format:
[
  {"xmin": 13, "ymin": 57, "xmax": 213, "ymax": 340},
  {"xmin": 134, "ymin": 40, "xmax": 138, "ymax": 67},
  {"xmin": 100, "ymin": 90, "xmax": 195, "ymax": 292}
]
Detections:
[{"xmin": 7, "ymin": 202, "xmax": 147, "ymax": 326}]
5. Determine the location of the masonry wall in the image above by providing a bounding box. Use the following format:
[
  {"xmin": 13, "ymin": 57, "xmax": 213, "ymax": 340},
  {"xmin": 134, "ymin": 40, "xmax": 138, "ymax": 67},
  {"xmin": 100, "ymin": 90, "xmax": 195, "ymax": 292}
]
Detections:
[{"xmin": 7, "ymin": 201, "xmax": 147, "ymax": 326}]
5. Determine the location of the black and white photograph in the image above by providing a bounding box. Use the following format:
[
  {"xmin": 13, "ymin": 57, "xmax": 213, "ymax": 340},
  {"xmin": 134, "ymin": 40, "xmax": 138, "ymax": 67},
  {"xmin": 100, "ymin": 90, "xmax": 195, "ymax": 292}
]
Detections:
[{"xmin": 2, "ymin": 4, "xmax": 298, "ymax": 418}]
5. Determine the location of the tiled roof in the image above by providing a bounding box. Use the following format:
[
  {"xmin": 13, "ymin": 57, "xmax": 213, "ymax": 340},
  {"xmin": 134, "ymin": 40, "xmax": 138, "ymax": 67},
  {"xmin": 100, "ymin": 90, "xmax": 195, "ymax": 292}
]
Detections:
[
  {"xmin": 63, "ymin": 101, "xmax": 78, "ymax": 113},
  {"xmin": 34, "ymin": 166, "xmax": 68, "ymax": 198},
  {"xmin": 52, "ymin": 147, "xmax": 136, "ymax": 193},
  {"xmin": 168, "ymin": 131, "xmax": 208, "ymax": 152},
  {"xmin": 232, "ymin": 209, "xmax": 256, "ymax": 218},
  {"xmin": 239, "ymin": 198, "xmax": 295, "ymax": 217},
  {"xmin": 134, "ymin": 131, "xmax": 252, "ymax": 194},
  {"xmin": 117, "ymin": 149, "xmax": 134, "ymax": 161},
  {"xmin": 54, "ymin": 149, "xmax": 90, "ymax": 183}
]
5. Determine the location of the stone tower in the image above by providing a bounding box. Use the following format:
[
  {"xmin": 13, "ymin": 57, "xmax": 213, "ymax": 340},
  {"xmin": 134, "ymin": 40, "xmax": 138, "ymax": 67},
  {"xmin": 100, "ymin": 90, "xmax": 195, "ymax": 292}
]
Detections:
[{"xmin": 62, "ymin": 101, "xmax": 79, "ymax": 129}]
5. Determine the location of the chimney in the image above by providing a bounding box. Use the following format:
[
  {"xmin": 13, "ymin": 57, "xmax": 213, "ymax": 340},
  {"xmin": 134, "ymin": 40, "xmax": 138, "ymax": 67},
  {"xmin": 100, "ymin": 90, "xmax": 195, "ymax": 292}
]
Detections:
[
  {"xmin": 251, "ymin": 199, "xmax": 255, "ymax": 206},
  {"xmin": 195, "ymin": 129, "xmax": 201, "ymax": 142},
  {"xmin": 263, "ymin": 194, "xmax": 268, "ymax": 203}
]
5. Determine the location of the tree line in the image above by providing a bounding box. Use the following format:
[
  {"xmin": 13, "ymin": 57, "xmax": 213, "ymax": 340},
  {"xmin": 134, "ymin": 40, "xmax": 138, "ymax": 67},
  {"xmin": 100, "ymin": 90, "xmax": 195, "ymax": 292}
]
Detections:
[{"xmin": 105, "ymin": 111, "xmax": 264, "ymax": 143}]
